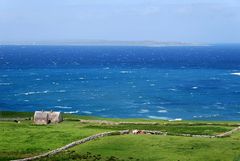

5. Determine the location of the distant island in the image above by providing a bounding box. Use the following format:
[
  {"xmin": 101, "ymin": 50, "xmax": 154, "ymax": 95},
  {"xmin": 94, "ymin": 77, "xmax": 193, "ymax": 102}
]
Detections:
[{"xmin": 0, "ymin": 40, "xmax": 208, "ymax": 47}]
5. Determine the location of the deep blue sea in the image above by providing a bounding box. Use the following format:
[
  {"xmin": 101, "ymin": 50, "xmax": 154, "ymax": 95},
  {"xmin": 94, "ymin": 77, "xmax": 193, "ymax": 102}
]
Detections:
[{"xmin": 0, "ymin": 45, "xmax": 240, "ymax": 120}]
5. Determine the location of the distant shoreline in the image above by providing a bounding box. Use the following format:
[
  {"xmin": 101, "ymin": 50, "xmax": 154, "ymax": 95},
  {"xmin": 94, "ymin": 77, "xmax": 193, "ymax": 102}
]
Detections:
[
  {"xmin": 0, "ymin": 40, "xmax": 209, "ymax": 47},
  {"xmin": 1, "ymin": 111, "xmax": 240, "ymax": 122}
]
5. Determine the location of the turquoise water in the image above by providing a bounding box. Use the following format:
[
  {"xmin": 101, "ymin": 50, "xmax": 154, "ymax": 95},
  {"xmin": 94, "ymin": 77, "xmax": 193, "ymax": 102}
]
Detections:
[{"xmin": 0, "ymin": 45, "xmax": 240, "ymax": 120}]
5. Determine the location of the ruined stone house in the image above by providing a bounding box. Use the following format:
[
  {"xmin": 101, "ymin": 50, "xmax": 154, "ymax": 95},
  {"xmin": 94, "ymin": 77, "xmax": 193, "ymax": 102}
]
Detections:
[{"xmin": 34, "ymin": 111, "xmax": 63, "ymax": 124}]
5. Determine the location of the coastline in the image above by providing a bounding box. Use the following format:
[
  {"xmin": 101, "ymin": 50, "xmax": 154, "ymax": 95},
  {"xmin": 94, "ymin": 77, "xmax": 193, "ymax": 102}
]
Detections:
[{"xmin": 1, "ymin": 110, "xmax": 240, "ymax": 123}]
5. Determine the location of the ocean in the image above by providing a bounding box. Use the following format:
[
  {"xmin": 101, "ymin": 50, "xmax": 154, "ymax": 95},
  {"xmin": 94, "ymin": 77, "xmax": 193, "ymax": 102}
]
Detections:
[{"xmin": 0, "ymin": 45, "xmax": 240, "ymax": 120}]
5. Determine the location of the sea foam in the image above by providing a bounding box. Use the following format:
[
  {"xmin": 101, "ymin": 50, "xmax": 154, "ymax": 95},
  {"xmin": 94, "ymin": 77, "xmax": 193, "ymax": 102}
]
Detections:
[
  {"xmin": 64, "ymin": 110, "xmax": 79, "ymax": 114},
  {"xmin": 231, "ymin": 72, "xmax": 240, "ymax": 76},
  {"xmin": 148, "ymin": 116, "xmax": 170, "ymax": 120},
  {"xmin": 55, "ymin": 106, "xmax": 72, "ymax": 109},
  {"xmin": 82, "ymin": 111, "xmax": 92, "ymax": 114},
  {"xmin": 0, "ymin": 83, "xmax": 12, "ymax": 85},
  {"xmin": 138, "ymin": 109, "xmax": 149, "ymax": 113},
  {"xmin": 158, "ymin": 110, "xmax": 168, "ymax": 113}
]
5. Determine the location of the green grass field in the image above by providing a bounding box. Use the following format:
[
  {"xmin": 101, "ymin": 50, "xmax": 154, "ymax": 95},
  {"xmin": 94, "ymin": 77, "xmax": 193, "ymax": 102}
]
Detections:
[{"xmin": 1, "ymin": 111, "xmax": 240, "ymax": 161}]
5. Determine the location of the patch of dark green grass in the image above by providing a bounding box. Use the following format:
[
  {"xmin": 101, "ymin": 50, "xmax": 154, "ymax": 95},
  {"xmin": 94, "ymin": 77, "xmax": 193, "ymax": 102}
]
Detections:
[
  {"xmin": 36, "ymin": 151, "xmax": 139, "ymax": 161},
  {"xmin": 0, "ymin": 111, "xmax": 33, "ymax": 118},
  {"xmin": 83, "ymin": 124, "xmax": 232, "ymax": 135},
  {"xmin": 42, "ymin": 135, "xmax": 240, "ymax": 161}
]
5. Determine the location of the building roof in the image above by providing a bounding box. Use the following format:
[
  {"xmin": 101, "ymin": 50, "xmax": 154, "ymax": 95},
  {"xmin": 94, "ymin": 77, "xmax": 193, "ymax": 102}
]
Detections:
[{"xmin": 34, "ymin": 111, "xmax": 48, "ymax": 119}]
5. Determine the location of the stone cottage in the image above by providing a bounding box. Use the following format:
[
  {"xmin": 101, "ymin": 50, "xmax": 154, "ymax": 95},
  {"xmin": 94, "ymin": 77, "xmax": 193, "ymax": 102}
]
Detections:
[{"xmin": 34, "ymin": 111, "xmax": 63, "ymax": 124}]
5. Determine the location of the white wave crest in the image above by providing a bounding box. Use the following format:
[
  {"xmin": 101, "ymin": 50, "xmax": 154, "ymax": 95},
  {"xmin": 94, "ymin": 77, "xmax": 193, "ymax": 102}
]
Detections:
[
  {"xmin": 120, "ymin": 71, "xmax": 132, "ymax": 74},
  {"xmin": 231, "ymin": 72, "xmax": 240, "ymax": 76},
  {"xmin": 64, "ymin": 110, "xmax": 79, "ymax": 114},
  {"xmin": 0, "ymin": 83, "xmax": 12, "ymax": 85},
  {"xmin": 55, "ymin": 106, "xmax": 72, "ymax": 109},
  {"xmin": 82, "ymin": 111, "xmax": 92, "ymax": 114},
  {"xmin": 169, "ymin": 118, "xmax": 182, "ymax": 121},
  {"xmin": 21, "ymin": 90, "xmax": 49, "ymax": 96},
  {"xmin": 148, "ymin": 116, "xmax": 170, "ymax": 120},
  {"xmin": 193, "ymin": 114, "xmax": 219, "ymax": 118},
  {"xmin": 57, "ymin": 90, "xmax": 66, "ymax": 93},
  {"xmin": 158, "ymin": 110, "xmax": 168, "ymax": 113},
  {"xmin": 15, "ymin": 89, "xmax": 67, "ymax": 96},
  {"xmin": 138, "ymin": 109, "xmax": 149, "ymax": 113}
]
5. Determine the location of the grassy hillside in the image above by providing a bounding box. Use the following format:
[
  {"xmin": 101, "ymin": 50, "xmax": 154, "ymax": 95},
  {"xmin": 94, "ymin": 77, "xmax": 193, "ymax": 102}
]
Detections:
[
  {"xmin": 41, "ymin": 133, "xmax": 240, "ymax": 161},
  {"xmin": 1, "ymin": 111, "xmax": 240, "ymax": 161}
]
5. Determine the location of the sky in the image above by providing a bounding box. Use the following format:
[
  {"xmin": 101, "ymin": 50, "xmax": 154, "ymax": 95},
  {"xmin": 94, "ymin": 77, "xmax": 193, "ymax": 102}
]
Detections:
[{"xmin": 0, "ymin": 0, "xmax": 240, "ymax": 43}]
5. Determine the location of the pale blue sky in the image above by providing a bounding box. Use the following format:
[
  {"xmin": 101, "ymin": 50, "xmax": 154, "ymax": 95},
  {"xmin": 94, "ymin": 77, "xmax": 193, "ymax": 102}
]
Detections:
[{"xmin": 0, "ymin": 0, "xmax": 240, "ymax": 43}]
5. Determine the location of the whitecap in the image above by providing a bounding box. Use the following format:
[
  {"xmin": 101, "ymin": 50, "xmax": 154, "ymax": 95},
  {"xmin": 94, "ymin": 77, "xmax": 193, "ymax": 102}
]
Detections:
[
  {"xmin": 158, "ymin": 110, "xmax": 168, "ymax": 113},
  {"xmin": 24, "ymin": 92, "xmax": 35, "ymax": 95},
  {"xmin": 57, "ymin": 90, "xmax": 66, "ymax": 93},
  {"xmin": 150, "ymin": 83, "xmax": 155, "ymax": 87},
  {"xmin": 19, "ymin": 90, "xmax": 49, "ymax": 96},
  {"xmin": 138, "ymin": 109, "xmax": 149, "ymax": 113},
  {"xmin": 212, "ymin": 114, "xmax": 219, "ymax": 117},
  {"xmin": 42, "ymin": 90, "xmax": 49, "ymax": 94},
  {"xmin": 82, "ymin": 111, "xmax": 92, "ymax": 114},
  {"xmin": 231, "ymin": 72, "xmax": 240, "ymax": 76},
  {"xmin": 193, "ymin": 115, "xmax": 202, "ymax": 118},
  {"xmin": 148, "ymin": 116, "xmax": 170, "ymax": 120},
  {"xmin": 0, "ymin": 83, "xmax": 12, "ymax": 85},
  {"xmin": 169, "ymin": 88, "xmax": 177, "ymax": 91},
  {"xmin": 193, "ymin": 114, "xmax": 219, "ymax": 118},
  {"xmin": 169, "ymin": 118, "xmax": 182, "ymax": 121},
  {"xmin": 143, "ymin": 102, "xmax": 151, "ymax": 105},
  {"xmin": 174, "ymin": 118, "xmax": 182, "ymax": 121},
  {"xmin": 120, "ymin": 71, "xmax": 132, "ymax": 74},
  {"xmin": 55, "ymin": 106, "xmax": 72, "ymax": 109},
  {"xmin": 156, "ymin": 106, "xmax": 167, "ymax": 109},
  {"xmin": 95, "ymin": 108, "xmax": 106, "ymax": 112},
  {"xmin": 192, "ymin": 86, "xmax": 198, "ymax": 89},
  {"xmin": 64, "ymin": 110, "xmax": 79, "ymax": 114}
]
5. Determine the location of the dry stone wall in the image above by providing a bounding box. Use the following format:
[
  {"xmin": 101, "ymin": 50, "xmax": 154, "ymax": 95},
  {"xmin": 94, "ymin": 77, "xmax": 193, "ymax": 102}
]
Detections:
[{"xmin": 12, "ymin": 126, "xmax": 240, "ymax": 161}]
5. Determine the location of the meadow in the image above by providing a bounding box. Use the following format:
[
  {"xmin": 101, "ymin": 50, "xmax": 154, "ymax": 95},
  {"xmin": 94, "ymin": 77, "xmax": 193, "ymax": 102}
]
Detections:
[{"xmin": 1, "ymin": 111, "xmax": 240, "ymax": 161}]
